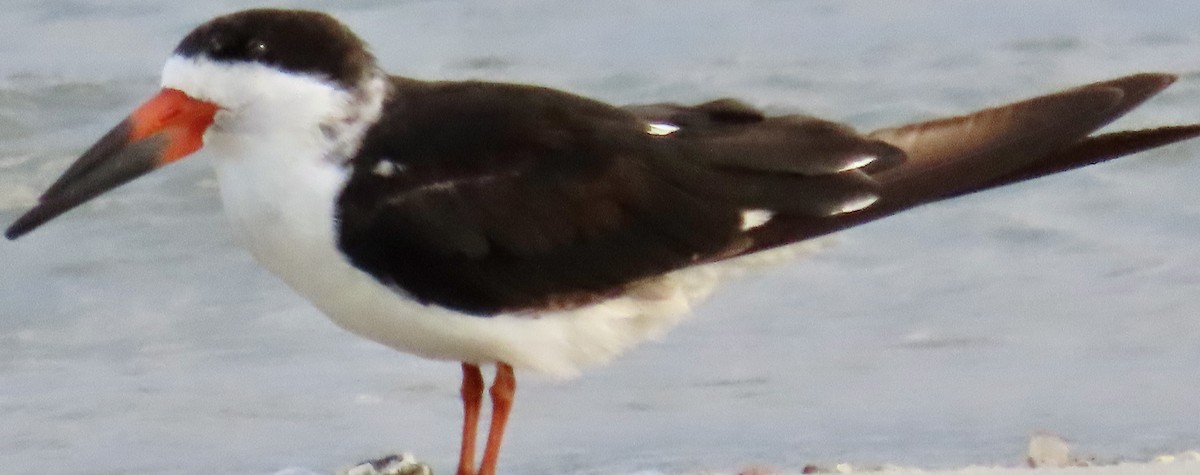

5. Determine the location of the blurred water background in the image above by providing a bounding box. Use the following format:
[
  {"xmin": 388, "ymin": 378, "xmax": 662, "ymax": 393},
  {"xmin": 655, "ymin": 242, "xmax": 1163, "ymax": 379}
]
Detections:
[{"xmin": 3, "ymin": 1, "xmax": 1200, "ymax": 474}]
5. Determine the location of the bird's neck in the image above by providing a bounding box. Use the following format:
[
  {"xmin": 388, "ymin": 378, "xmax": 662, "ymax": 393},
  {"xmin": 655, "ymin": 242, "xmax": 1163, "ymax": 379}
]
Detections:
[{"xmin": 205, "ymin": 73, "xmax": 390, "ymax": 301}]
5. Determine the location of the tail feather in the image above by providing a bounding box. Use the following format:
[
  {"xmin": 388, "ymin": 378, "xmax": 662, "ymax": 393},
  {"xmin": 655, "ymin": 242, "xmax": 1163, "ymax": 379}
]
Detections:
[
  {"xmin": 949, "ymin": 124, "xmax": 1200, "ymax": 199},
  {"xmin": 867, "ymin": 73, "xmax": 1177, "ymax": 207},
  {"xmin": 743, "ymin": 73, "xmax": 1198, "ymax": 254}
]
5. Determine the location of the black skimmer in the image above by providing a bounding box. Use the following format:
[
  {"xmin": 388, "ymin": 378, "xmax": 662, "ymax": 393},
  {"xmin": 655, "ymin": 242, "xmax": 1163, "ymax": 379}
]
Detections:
[{"xmin": 6, "ymin": 8, "xmax": 1200, "ymax": 475}]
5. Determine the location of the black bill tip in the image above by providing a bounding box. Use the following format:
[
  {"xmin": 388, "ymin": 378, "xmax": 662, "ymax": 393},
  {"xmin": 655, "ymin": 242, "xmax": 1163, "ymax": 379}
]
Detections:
[
  {"xmin": 7, "ymin": 204, "xmax": 62, "ymax": 240},
  {"xmin": 5, "ymin": 133, "xmax": 167, "ymax": 240}
]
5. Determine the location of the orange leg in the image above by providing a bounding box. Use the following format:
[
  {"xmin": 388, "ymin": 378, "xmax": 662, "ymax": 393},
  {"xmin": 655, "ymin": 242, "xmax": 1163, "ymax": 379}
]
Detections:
[
  {"xmin": 456, "ymin": 363, "xmax": 485, "ymax": 475},
  {"xmin": 478, "ymin": 363, "xmax": 516, "ymax": 475}
]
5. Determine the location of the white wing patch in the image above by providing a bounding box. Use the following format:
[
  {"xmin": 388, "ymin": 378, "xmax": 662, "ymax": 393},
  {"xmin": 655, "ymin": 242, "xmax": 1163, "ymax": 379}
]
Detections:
[
  {"xmin": 739, "ymin": 209, "xmax": 774, "ymax": 231},
  {"xmin": 835, "ymin": 195, "xmax": 879, "ymax": 214},
  {"xmin": 646, "ymin": 122, "xmax": 681, "ymax": 136},
  {"xmin": 838, "ymin": 154, "xmax": 877, "ymax": 172},
  {"xmin": 372, "ymin": 161, "xmax": 405, "ymax": 177}
]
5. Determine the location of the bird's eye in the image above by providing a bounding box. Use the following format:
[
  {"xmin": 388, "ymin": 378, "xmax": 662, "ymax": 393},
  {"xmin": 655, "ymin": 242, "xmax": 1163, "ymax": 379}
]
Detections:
[{"xmin": 247, "ymin": 39, "xmax": 269, "ymax": 59}]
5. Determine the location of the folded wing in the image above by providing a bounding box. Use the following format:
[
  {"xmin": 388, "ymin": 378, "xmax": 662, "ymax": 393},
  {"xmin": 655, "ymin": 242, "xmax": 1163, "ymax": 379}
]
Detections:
[{"xmin": 335, "ymin": 74, "xmax": 1199, "ymax": 315}]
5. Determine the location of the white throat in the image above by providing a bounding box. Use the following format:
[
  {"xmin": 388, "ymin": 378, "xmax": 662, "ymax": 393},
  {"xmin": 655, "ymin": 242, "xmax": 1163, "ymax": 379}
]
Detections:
[{"xmin": 159, "ymin": 55, "xmax": 389, "ymax": 299}]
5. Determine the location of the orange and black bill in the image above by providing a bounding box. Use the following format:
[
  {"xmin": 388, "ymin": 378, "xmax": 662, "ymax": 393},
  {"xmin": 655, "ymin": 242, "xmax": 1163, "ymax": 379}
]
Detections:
[{"xmin": 5, "ymin": 89, "xmax": 217, "ymax": 240}]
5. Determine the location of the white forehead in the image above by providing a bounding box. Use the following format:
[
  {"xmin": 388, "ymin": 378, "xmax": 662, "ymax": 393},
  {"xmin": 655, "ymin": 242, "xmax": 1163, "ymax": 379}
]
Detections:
[{"xmin": 161, "ymin": 55, "xmax": 352, "ymax": 113}]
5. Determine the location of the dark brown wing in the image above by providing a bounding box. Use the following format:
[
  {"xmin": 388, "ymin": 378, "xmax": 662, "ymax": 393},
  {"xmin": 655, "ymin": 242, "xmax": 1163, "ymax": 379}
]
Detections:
[
  {"xmin": 335, "ymin": 79, "xmax": 898, "ymax": 315},
  {"xmin": 336, "ymin": 74, "xmax": 1197, "ymax": 315}
]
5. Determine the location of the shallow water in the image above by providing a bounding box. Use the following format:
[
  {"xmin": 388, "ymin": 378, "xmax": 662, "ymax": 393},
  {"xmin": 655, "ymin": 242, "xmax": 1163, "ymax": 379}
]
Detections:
[{"xmin": 3, "ymin": 1, "xmax": 1200, "ymax": 474}]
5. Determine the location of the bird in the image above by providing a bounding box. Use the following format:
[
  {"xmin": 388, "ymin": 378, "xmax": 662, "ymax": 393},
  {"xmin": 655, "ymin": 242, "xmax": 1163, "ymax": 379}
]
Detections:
[{"xmin": 6, "ymin": 8, "xmax": 1200, "ymax": 475}]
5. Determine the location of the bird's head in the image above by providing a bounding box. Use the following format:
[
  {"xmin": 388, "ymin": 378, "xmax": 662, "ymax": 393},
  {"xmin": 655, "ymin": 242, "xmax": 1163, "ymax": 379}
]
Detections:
[{"xmin": 6, "ymin": 9, "xmax": 378, "ymax": 239}]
